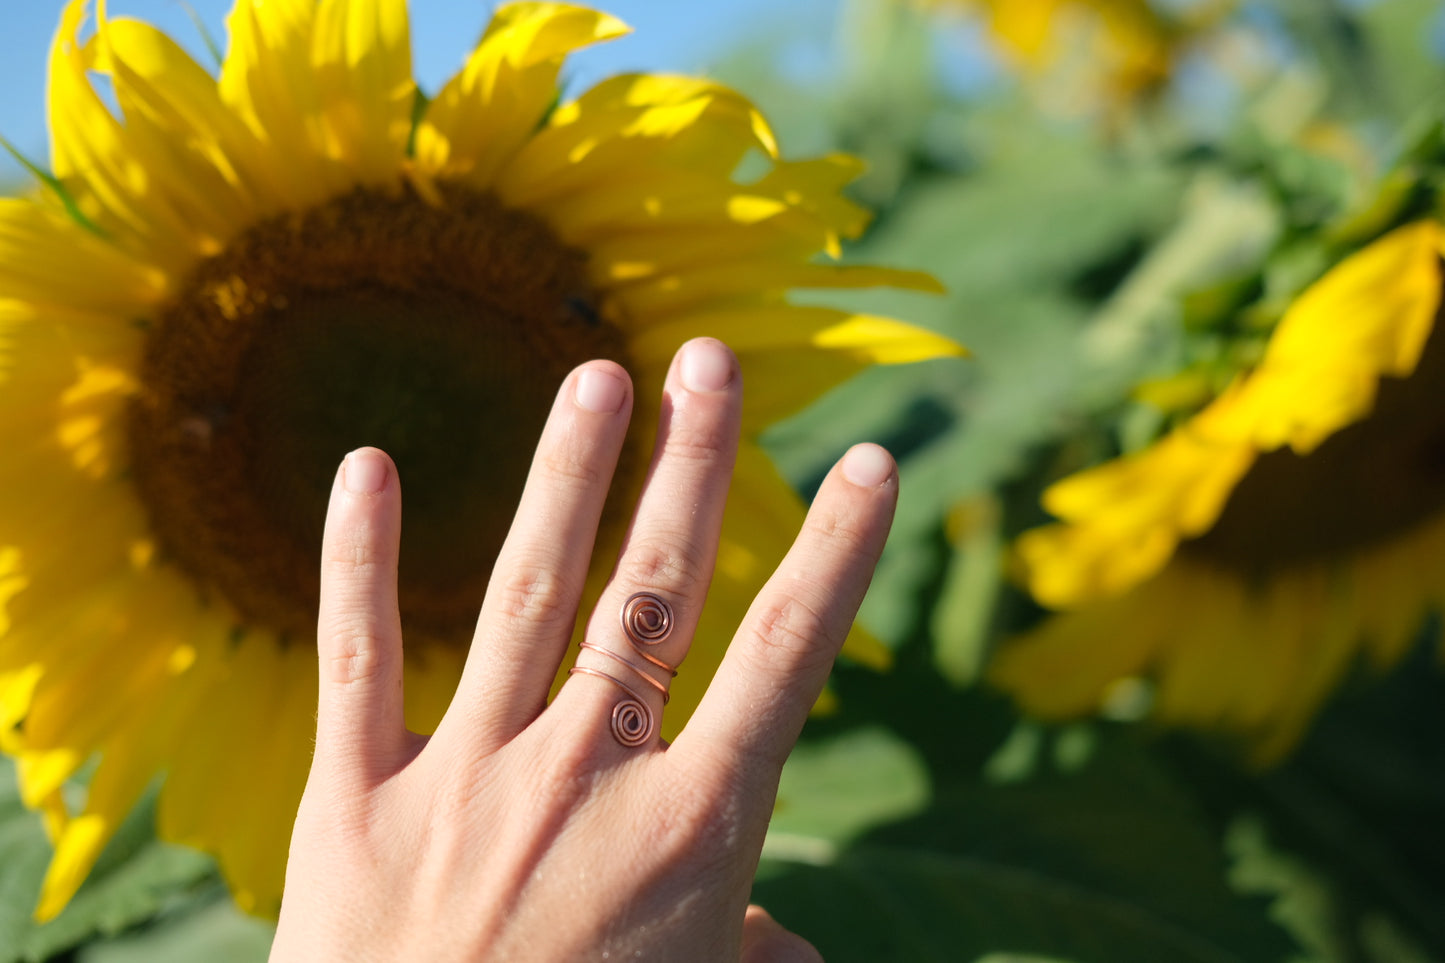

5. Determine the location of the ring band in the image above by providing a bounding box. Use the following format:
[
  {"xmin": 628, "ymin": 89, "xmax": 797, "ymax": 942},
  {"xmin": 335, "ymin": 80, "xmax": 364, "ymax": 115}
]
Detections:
[
  {"xmin": 576, "ymin": 592, "xmax": 679, "ymax": 747},
  {"xmin": 568, "ymin": 666, "xmax": 654, "ymax": 747},
  {"xmin": 579, "ymin": 641, "xmax": 670, "ymax": 703}
]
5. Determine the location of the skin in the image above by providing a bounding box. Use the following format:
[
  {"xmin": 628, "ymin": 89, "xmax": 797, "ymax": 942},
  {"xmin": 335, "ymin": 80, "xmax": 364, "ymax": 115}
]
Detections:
[{"xmin": 270, "ymin": 338, "xmax": 898, "ymax": 962}]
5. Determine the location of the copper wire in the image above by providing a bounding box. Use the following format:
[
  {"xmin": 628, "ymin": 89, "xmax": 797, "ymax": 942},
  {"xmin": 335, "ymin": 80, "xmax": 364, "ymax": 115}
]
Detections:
[
  {"xmin": 575, "ymin": 592, "xmax": 680, "ymax": 747},
  {"xmin": 568, "ymin": 666, "xmax": 653, "ymax": 747},
  {"xmin": 621, "ymin": 592, "xmax": 673, "ymax": 645},
  {"xmin": 579, "ymin": 641, "xmax": 670, "ymax": 703}
]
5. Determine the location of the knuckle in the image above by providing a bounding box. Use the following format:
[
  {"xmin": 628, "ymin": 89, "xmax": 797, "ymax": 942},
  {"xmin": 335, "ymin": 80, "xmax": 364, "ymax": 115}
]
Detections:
[
  {"xmin": 615, "ymin": 534, "xmax": 708, "ymax": 594},
  {"xmin": 488, "ymin": 562, "xmax": 576, "ymax": 628},
  {"xmin": 320, "ymin": 620, "xmax": 388, "ymax": 686},
  {"xmin": 540, "ymin": 441, "xmax": 606, "ymax": 489},
  {"xmin": 322, "ymin": 529, "xmax": 386, "ymax": 576},
  {"xmin": 808, "ymin": 502, "xmax": 875, "ymax": 558},
  {"xmin": 745, "ymin": 592, "xmax": 836, "ymax": 670},
  {"xmin": 660, "ymin": 414, "xmax": 734, "ymax": 466}
]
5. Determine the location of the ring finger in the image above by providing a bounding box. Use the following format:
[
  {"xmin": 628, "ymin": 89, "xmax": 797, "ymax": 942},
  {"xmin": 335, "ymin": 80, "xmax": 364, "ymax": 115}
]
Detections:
[{"xmin": 556, "ymin": 337, "xmax": 742, "ymax": 751}]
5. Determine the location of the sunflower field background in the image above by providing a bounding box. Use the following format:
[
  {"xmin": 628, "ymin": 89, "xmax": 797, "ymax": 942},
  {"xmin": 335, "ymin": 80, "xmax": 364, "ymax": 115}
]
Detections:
[{"xmin": 2, "ymin": 0, "xmax": 1445, "ymax": 960}]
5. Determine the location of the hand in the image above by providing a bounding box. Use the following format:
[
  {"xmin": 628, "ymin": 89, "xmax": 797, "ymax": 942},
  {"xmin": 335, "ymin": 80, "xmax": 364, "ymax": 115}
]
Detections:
[{"xmin": 270, "ymin": 338, "xmax": 898, "ymax": 961}]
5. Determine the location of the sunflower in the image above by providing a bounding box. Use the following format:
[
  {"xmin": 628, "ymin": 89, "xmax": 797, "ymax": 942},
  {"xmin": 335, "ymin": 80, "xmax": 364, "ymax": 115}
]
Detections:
[
  {"xmin": 0, "ymin": 0, "xmax": 961, "ymax": 921},
  {"xmin": 921, "ymin": 0, "xmax": 1186, "ymax": 104},
  {"xmin": 990, "ymin": 221, "xmax": 1445, "ymax": 763}
]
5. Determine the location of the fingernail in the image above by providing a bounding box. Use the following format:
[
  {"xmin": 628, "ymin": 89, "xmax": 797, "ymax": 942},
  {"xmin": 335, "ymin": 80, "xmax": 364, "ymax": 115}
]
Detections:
[
  {"xmin": 679, "ymin": 339, "xmax": 734, "ymax": 392},
  {"xmin": 841, "ymin": 444, "xmax": 892, "ymax": 487},
  {"xmin": 344, "ymin": 448, "xmax": 388, "ymax": 494},
  {"xmin": 575, "ymin": 367, "xmax": 628, "ymax": 413}
]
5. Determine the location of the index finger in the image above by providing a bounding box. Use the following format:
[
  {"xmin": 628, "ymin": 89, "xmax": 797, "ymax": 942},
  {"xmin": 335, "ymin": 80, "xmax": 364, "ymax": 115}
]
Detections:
[
  {"xmin": 671, "ymin": 443, "xmax": 897, "ymax": 782},
  {"xmin": 314, "ymin": 448, "xmax": 409, "ymax": 784}
]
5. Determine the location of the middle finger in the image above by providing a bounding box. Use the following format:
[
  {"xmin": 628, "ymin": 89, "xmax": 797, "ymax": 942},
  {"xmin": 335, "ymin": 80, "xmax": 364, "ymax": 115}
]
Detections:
[{"xmin": 556, "ymin": 337, "xmax": 742, "ymax": 751}]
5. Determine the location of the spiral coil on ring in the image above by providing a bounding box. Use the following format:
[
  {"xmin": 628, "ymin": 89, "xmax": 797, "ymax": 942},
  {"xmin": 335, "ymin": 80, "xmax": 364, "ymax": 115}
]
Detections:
[
  {"xmin": 610, "ymin": 699, "xmax": 651, "ymax": 747},
  {"xmin": 621, "ymin": 592, "xmax": 673, "ymax": 645},
  {"xmin": 570, "ymin": 592, "xmax": 678, "ymax": 747}
]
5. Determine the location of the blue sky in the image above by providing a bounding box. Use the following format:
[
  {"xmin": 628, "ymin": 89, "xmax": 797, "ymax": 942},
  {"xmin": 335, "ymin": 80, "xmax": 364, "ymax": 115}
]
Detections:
[{"xmin": 1, "ymin": 0, "xmax": 837, "ymax": 182}]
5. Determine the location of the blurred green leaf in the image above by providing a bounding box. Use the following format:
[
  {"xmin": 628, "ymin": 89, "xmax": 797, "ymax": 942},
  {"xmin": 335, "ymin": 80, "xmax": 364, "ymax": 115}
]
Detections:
[
  {"xmin": 76, "ymin": 892, "xmax": 273, "ymax": 963},
  {"xmin": 766, "ymin": 726, "xmax": 932, "ymax": 863},
  {"xmin": 0, "ymin": 758, "xmax": 216, "ymax": 963},
  {"xmin": 756, "ymin": 718, "xmax": 1298, "ymax": 963},
  {"xmin": 1351, "ymin": 0, "xmax": 1445, "ymax": 126},
  {"xmin": 0, "ymin": 760, "xmax": 51, "ymax": 959},
  {"xmin": 1169, "ymin": 643, "xmax": 1445, "ymax": 962}
]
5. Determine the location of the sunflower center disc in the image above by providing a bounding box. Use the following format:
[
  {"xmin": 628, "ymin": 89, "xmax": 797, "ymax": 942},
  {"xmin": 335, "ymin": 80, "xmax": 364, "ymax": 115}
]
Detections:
[
  {"xmin": 1185, "ymin": 302, "xmax": 1445, "ymax": 577},
  {"xmin": 127, "ymin": 185, "xmax": 629, "ymax": 644}
]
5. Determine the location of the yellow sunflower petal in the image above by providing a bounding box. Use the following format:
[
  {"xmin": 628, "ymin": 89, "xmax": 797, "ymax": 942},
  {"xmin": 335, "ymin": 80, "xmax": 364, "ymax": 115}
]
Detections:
[
  {"xmin": 312, "ymin": 0, "xmax": 414, "ymax": 182},
  {"xmin": 1220, "ymin": 220, "xmax": 1444, "ymax": 453},
  {"xmin": 34, "ymin": 814, "xmax": 108, "ymax": 922},
  {"xmin": 0, "ymin": 198, "xmax": 164, "ymax": 328},
  {"xmin": 46, "ymin": 2, "xmax": 196, "ymax": 269},
  {"xmin": 218, "ymin": 0, "xmax": 315, "ymax": 140},
  {"xmin": 496, "ymin": 74, "xmax": 777, "ymax": 208},
  {"xmin": 415, "ymin": 2, "xmax": 629, "ymax": 186},
  {"xmin": 33, "ymin": 594, "xmax": 223, "ymax": 921},
  {"xmin": 219, "ymin": 0, "xmax": 355, "ymax": 206},
  {"xmin": 89, "ymin": 9, "xmax": 267, "ymax": 247},
  {"xmin": 628, "ymin": 307, "xmax": 963, "ymax": 423},
  {"xmin": 577, "ymin": 155, "xmax": 873, "ymax": 277},
  {"xmin": 1022, "ymin": 427, "xmax": 1255, "ymax": 607},
  {"xmin": 991, "ymin": 563, "xmax": 1183, "ymax": 719},
  {"xmin": 630, "ymin": 305, "xmax": 963, "ymax": 367},
  {"xmin": 988, "ymin": 0, "xmax": 1061, "ymax": 63},
  {"xmin": 213, "ymin": 646, "xmax": 314, "ymax": 916},
  {"xmin": 611, "ymin": 263, "xmax": 943, "ymax": 320},
  {"xmin": 157, "ymin": 640, "xmax": 312, "ymax": 917}
]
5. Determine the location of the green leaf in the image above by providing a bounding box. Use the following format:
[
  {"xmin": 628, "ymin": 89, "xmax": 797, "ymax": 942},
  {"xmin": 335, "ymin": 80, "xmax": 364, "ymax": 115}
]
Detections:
[
  {"xmin": 1169, "ymin": 643, "xmax": 1445, "ymax": 961},
  {"xmin": 0, "ymin": 758, "xmax": 217, "ymax": 963},
  {"xmin": 1351, "ymin": 0, "xmax": 1445, "ymax": 126},
  {"xmin": 0, "ymin": 760, "xmax": 54, "ymax": 959},
  {"xmin": 755, "ymin": 720, "xmax": 1299, "ymax": 963},
  {"xmin": 765, "ymin": 726, "xmax": 931, "ymax": 864},
  {"xmin": 76, "ymin": 891, "xmax": 273, "ymax": 963}
]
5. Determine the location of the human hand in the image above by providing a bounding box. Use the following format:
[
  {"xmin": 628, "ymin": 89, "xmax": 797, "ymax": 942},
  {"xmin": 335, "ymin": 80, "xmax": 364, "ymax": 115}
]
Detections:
[{"xmin": 269, "ymin": 338, "xmax": 898, "ymax": 961}]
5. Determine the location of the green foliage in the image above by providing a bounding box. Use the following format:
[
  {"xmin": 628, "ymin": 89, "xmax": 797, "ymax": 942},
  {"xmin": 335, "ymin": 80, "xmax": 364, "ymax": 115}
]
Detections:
[
  {"xmin": 758, "ymin": 666, "xmax": 1298, "ymax": 962},
  {"xmin": 0, "ymin": 759, "xmax": 218, "ymax": 962},
  {"xmin": 741, "ymin": 0, "xmax": 1445, "ymax": 959}
]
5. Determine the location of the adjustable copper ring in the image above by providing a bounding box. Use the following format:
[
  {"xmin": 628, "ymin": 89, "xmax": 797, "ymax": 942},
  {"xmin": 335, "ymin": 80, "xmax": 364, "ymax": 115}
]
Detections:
[
  {"xmin": 568, "ymin": 667, "xmax": 654, "ymax": 747},
  {"xmin": 622, "ymin": 592, "xmax": 673, "ymax": 645},
  {"xmin": 569, "ymin": 592, "xmax": 678, "ymax": 747}
]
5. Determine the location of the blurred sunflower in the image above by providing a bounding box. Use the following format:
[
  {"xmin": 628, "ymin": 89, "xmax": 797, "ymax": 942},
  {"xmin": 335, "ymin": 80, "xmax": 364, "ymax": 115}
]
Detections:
[
  {"xmin": 922, "ymin": 0, "xmax": 1185, "ymax": 104},
  {"xmin": 991, "ymin": 221, "xmax": 1444, "ymax": 763},
  {"xmin": 0, "ymin": 0, "xmax": 959, "ymax": 921}
]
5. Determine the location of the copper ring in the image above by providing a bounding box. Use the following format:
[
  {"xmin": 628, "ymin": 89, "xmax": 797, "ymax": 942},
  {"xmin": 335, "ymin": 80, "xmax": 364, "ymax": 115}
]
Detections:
[
  {"xmin": 621, "ymin": 592, "xmax": 673, "ymax": 646},
  {"xmin": 579, "ymin": 641, "xmax": 670, "ymax": 703},
  {"xmin": 568, "ymin": 666, "xmax": 654, "ymax": 747},
  {"xmin": 573, "ymin": 592, "xmax": 681, "ymax": 748}
]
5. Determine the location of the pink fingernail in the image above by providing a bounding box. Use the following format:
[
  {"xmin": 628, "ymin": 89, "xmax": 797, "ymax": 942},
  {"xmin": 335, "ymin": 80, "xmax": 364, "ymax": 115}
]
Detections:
[
  {"xmin": 344, "ymin": 448, "xmax": 389, "ymax": 494},
  {"xmin": 679, "ymin": 339, "xmax": 734, "ymax": 392},
  {"xmin": 841, "ymin": 444, "xmax": 892, "ymax": 487},
  {"xmin": 575, "ymin": 367, "xmax": 628, "ymax": 413}
]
